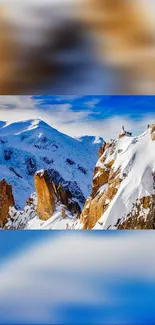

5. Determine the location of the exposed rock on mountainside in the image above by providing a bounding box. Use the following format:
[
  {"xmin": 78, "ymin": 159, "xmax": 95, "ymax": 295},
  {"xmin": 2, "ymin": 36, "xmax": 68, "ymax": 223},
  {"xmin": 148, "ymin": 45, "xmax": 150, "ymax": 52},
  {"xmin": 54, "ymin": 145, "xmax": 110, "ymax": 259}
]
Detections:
[
  {"xmin": 80, "ymin": 125, "xmax": 155, "ymax": 230},
  {"xmin": 117, "ymin": 194, "xmax": 155, "ymax": 229},
  {"xmin": 119, "ymin": 126, "xmax": 132, "ymax": 139},
  {"xmin": 151, "ymin": 124, "xmax": 155, "ymax": 140},
  {"xmin": 34, "ymin": 170, "xmax": 55, "ymax": 221},
  {"xmin": 34, "ymin": 169, "xmax": 81, "ymax": 221},
  {"xmin": 80, "ymin": 140, "xmax": 121, "ymax": 229},
  {"xmin": 6, "ymin": 193, "xmax": 37, "ymax": 230},
  {"xmin": 51, "ymin": 182, "xmax": 81, "ymax": 215},
  {"xmin": 27, "ymin": 157, "xmax": 37, "ymax": 176},
  {"xmin": 116, "ymin": 169, "xmax": 155, "ymax": 230},
  {"xmin": 0, "ymin": 179, "xmax": 14, "ymax": 227},
  {"xmin": 5, "ymin": 169, "xmax": 81, "ymax": 229},
  {"xmin": 47, "ymin": 169, "xmax": 85, "ymax": 205}
]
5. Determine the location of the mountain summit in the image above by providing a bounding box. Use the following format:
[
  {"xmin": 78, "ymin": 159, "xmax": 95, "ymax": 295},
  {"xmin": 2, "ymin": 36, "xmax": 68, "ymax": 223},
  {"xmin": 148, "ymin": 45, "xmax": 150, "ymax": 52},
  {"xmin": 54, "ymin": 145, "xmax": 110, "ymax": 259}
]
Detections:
[{"xmin": 0, "ymin": 119, "xmax": 103, "ymax": 210}]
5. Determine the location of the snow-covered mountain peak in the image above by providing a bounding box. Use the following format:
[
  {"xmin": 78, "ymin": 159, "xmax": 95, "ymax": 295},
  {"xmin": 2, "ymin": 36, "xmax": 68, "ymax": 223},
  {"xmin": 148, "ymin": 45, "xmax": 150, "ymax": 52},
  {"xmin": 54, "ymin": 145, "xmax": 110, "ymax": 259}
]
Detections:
[
  {"xmin": 0, "ymin": 119, "xmax": 55, "ymax": 136},
  {"xmin": 0, "ymin": 119, "xmax": 104, "ymax": 210},
  {"xmin": 76, "ymin": 135, "xmax": 103, "ymax": 145}
]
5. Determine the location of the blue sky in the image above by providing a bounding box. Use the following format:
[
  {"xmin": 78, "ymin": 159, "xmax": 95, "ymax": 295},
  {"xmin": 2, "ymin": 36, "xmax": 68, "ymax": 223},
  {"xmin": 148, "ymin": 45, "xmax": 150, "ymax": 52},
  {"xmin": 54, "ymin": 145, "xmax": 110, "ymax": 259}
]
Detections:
[
  {"xmin": 33, "ymin": 95, "xmax": 155, "ymax": 118},
  {"xmin": 0, "ymin": 95, "xmax": 155, "ymax": 140}
]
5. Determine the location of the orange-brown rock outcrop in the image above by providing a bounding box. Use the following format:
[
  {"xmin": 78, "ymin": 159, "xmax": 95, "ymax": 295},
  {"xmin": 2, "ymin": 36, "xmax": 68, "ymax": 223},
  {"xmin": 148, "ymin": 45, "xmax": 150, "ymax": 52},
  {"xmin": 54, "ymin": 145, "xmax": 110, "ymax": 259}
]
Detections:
[
  {"xmin": 34, "ymin": 170, "xmax": 81, "ymax": 221},
  {"xmin": 34, "ymin": 170, "xmax": 55, "ymax": 221},
  {"xmin": 80, "ymin": 140, "xmax": 121, "ymax": 229},
  {"xmin": 51, "ymin": 182, "xmax": 81, "ymax": 215},
  {"xmin": 151, "ymin": 124, "xmax": 155, "ymax": 141},
  {"xmin": 98, "ymin": 143, "xmax": 106, "ymax": 158},
  {"xmin": 0, "ymin": 179, "xmax": 14, "ymax": 227},
  {"xmin": 117, "ymin": 195, "xmax": 155, "ymax": 229}
]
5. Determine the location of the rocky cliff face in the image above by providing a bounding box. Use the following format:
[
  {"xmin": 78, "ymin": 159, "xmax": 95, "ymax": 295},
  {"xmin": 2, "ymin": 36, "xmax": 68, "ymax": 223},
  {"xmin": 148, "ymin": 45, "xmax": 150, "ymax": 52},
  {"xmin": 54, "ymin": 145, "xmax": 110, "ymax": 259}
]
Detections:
[
  {"xmin": 34, "ymin": 170, "xmax": 56, "ymax": 221},
  {"xmin": 80, "ymin": 125, "xmax": 155, "ymax": 230},
  {"xmin": 117, "ymin": 194, "xmax": 155, "ymax": 229},
  {"xmin": 51, "ymin": 181, "xmax": 81, "ymax": 215},
  {"xmin": 0, "ymin": 179, "xmax": 14, "ymax": 227},
  {"xmin": 47, "ymin": 168, "xmax": 85, "ymax": 205},
  {"xmin": 34, "ymin": 169, "xmax": 81, "ymax": 221},
  {"xmin": 5, "ymin": 169, "xmax": 81, "ymax": 229},
  {"xmin": 151, "ymin": 124, "xmax": 155, "ymax": 141},
  {"xmin": 80, "ymin": 140, "xmax": 121, "ymax": 229}
]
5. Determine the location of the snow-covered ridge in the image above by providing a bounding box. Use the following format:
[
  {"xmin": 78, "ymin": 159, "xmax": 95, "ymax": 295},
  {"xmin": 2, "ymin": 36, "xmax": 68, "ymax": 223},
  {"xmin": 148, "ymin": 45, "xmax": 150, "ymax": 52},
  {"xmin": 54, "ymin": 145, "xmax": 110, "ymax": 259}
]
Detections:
[
  {"xmin": 0, "ymin": 119, "xmax": 103, "ymax": 209},
  {"xmin": 101, "ymin": 128, "xmax": 155, "ymax": 228},
  {"xmin": 80, "ymin": 125, "xmax": 155, "ymax": 230},
  {"xmin": 76, "ymin": 135, "xmax": 103, "ymax": 145}
]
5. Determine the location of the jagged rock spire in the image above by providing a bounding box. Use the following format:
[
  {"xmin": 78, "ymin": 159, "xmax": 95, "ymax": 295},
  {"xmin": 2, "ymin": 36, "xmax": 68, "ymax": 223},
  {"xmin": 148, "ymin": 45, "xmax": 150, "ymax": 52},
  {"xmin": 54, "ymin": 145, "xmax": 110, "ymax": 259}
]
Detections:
[
  {"xmin": 34, "ymin": 170, "xmax": 55, "ymax": 221},
  {"xmin": 119, "ymin": 126, "xmax": 132, "ymax": 138}
]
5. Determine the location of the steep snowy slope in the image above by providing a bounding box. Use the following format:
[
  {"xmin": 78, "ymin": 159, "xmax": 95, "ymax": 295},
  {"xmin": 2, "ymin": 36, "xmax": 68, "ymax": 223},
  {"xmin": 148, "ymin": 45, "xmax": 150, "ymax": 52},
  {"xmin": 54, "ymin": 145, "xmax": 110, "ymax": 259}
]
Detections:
[
  {"xmin": 0, "ymin": 119, "xmax": 103, "ymax": 209},
  {"xmin": 100, "ymin": 128, "xmax": 155, "ymax": 229},
  {"xmin": 80, "ymin": 125, "xmax": 155, "ymax": 230}
]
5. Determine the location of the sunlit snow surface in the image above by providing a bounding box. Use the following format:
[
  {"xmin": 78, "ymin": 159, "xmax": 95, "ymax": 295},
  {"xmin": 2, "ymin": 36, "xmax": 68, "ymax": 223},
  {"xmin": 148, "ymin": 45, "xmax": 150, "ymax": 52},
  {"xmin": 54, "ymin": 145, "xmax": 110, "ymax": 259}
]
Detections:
[{"xmin": 95, "ymin": 128, "xmax": 155, "ymax": 229}]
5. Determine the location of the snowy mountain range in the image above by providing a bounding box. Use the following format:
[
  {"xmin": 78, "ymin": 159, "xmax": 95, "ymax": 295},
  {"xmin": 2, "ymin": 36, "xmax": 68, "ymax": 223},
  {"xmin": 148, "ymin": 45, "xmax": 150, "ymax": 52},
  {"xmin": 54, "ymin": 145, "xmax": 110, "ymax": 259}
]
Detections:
[
  {"xmin": 0, "ymin": 119, "xmax": 103, "ymax": 210},
  {"xmin": 0, "ymin": 121, "xmax": 155, "ymax": 230}
]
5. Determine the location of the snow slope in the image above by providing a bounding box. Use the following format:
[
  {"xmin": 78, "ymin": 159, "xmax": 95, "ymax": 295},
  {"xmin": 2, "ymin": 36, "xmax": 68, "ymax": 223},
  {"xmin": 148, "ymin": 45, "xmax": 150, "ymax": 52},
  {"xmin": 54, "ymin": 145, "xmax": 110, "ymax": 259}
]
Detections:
[
  {"xmin": 95, "ymin": 128, "xmax": 155, "ymax": 229},
  {"xmin": 26, "ymin": 205, "xmax": 79, "ymax": 230},
  {"xmin": 6, "ymin": 193, "xmax": 79, "ymax": 230},
  {"xmin": 0, "ymin": 119, "xmax": 103, "ymax": 209}
]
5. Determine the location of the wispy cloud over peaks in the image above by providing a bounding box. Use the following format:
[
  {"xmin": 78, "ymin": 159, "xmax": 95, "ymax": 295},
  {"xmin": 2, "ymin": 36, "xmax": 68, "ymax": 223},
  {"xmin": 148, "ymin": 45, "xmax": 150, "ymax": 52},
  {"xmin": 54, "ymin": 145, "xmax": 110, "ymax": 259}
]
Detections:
[{"xmin": 0, "ymin": 95, "xmax": 154, "ymax": 140}]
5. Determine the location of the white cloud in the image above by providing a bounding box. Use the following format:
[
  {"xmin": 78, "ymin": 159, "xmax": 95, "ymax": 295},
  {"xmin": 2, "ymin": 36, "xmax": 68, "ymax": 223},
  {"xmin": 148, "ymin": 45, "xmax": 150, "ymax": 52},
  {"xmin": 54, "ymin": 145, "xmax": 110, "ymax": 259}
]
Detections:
[
  {"xmin": 49, "ymin": 113, "xmax": 155, "ymax": 141},
  {"xmin": 84, "ymin": 98, "xmax": 101, "ymax": 109},
  {"xmin": 0, "ymin": 96, "xmax": 41, "ymax": 110},
  {"xmin": 0, "ymin": 232, "xmax": 155, "ymax": 323},
  {"xmin": 0, "ymin": 103, "xmax": 94, "ymax": 130},
  {"xmin": 1, "ymin": 232, "xmax": 155, "ymax": 282},
  {"xmin": 0, "ymin": 96, "xmax": 154, "ymax": 141}
]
